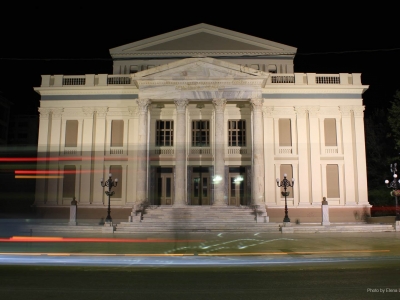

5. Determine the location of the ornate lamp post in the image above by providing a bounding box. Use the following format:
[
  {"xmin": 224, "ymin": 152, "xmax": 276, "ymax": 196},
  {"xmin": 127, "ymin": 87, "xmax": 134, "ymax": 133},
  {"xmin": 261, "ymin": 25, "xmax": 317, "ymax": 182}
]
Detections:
[
  {"xmin": 101, "ymin": 173, "xmax": 118, "ymax": 223},
  {"xmin": 385, "ymin": 163, "xmax": 400, "ymax": 221},
  {"xmin": 276, "ymin": 173, "xmax": 295, "ymax": 223}
]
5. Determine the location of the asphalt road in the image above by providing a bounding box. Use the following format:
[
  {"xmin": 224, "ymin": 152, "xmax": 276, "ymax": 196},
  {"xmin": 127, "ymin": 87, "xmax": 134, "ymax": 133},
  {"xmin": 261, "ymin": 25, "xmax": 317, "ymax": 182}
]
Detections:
[{"xmin": 1, "ymin": 232, "xmax": 400, "ymax": 299}]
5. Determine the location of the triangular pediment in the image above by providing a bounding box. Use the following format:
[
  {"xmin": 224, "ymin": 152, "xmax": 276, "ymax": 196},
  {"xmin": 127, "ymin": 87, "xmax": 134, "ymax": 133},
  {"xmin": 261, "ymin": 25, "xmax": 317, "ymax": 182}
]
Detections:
[
  {"xmin": 132, "ymin": 57, "xmax": 268, "ymax": 100},
  {"xmin": 133, "ymin": 57, "xmax": 269, "ymax": 80},
  {"xmin": 110, "ymin": 23, "xmax": 297, "ymax": 58}
]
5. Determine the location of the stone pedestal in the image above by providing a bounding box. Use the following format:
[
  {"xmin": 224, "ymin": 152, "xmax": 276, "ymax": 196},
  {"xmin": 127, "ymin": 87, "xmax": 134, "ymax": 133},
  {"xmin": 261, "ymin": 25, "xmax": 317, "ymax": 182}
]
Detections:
[
  {"xmin": 395, "ymin": 220, "xmax": 400, "ymax": 232},
  {"xmin": 68, "ymin": 198, "xmax": 77, "ymax": 226},
  {"xmin": 321, "ymin": 197, "xmax": 330, "ymax": 226},
  {"xmin": 102, "ymin": 221, "xmax": 114, "ymax": 233}
]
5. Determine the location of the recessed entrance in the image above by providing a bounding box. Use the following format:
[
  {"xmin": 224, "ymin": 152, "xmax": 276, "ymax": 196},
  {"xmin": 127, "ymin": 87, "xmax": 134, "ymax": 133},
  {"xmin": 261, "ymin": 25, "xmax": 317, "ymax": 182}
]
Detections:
[
  {"xmin": 228, "ymin": 167, "xmax": 246, "ymax": 206},
  {"xmin": 155, "ymin": 167, "xmax": 173, "ymax": 205},
  {"xmin": 191, "ymin": 167, "xmax": 210, "ymax": 205}
]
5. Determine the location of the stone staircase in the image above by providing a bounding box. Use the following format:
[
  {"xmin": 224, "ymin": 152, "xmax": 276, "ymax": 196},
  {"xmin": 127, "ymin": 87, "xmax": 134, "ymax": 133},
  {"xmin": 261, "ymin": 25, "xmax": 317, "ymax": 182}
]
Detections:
[{"xmin": 115, "ymin": 206, "xmax": 280, "ymax": 233}]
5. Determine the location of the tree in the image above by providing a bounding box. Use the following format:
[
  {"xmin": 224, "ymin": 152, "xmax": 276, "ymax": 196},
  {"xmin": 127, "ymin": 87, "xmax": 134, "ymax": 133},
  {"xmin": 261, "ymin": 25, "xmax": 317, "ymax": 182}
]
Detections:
[{"xmin": 387, "ymin": 90, "xmax": 400, "ymax": 153}]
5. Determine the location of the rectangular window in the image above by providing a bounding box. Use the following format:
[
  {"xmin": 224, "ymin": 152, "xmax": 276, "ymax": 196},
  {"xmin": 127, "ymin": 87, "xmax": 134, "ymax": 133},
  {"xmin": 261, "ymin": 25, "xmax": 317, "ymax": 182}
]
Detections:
[
  {"xmin": 65, "ymin": 120, "xmax": 78, "ymax": 147},
  {"xmin": 279, "ymin": 119, "xmax": 292, "ymax": 147},
  {"xmin": 279, "ymin": 164, "xmax": 294, "ymax": 197},
  {"xmin": 111, "ymin": 120, "xmax": 124, "ymax": 147},
  {"xmin": 62, "ymin": 165, "xmax": 76, "ymax": 198},
  {"xmin": 324, "ymin": 118, "xmax": 337, "ymax": 146},
  {"xmin": 228, "ymin": 120, "xmax": 246, "ymax": 146},
  {"xmin": 109, "ymin": 165, "xmax": 122, "ymax": 198},
  {"xmin": 192, "ymin": 120, "xmax": 210, "ymax": 147},
  {"xmin": 326, "ymin": 164, "xmax": 340, "ymax": 198},
  {"xmin": 156, "ymin": 120, "xmax": 174, "ymax": 146}
]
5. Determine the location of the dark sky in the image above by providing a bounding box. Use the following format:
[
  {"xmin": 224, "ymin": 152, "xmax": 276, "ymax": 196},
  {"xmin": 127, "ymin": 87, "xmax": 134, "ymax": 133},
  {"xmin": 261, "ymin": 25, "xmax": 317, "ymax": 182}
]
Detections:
[{"xmin": 1, "ymin": 6, "xmax": 399, "ymax": 117}]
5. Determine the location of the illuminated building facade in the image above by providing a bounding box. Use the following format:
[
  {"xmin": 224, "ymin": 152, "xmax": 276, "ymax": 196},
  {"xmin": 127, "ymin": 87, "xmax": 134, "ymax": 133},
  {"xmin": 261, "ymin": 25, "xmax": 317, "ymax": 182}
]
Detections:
[{"xmin": 33, "ymin": 24, "xmax": 369, "ymax": 222}]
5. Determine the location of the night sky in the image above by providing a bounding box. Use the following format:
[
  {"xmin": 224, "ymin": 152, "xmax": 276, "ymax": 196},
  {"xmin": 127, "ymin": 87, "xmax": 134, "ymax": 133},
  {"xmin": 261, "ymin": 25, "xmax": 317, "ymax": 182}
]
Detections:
[{"xmin": 1, "ymin": 6, "xmax": 399, "ymax": 117}]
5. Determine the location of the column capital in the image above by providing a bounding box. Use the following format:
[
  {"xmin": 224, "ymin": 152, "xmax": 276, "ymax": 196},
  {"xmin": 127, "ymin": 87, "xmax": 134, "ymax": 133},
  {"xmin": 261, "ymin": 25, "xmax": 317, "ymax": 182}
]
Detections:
[
  {"xmin": 128, "ymin": 106, "xmax": 138, "ymax": 117},
  {"xmin": 95, "ymin": 107, "xmax": 108, "ymax": 118},
  {"xmin": 250, "ymin": 98, "xmax": 263, "ymax": 111},
  {"xmin": 262, "ymin": 106, "xmax": 274, "ymax": 117},
  {"xmin": 174, "ymin": 99, "xmax": 189, "ymax": 113},
  {"xmin": 38, "ymin": 108, "xmax": 51, "ymax": 119},
  {"xmin": 51, "ymin": 108, "xmax": 64, "ymax": 119},
  {"xmin": 212, "ymin": 98, "xmax": 227, "ymax": 112},
  {"xmin": 295, "ymin": 106, "xmax": 308, "ymax": 118},
  {"xmin": 136, "ymin": 99, "xmax": 152, "ymax": 114},
  {"xmin": 308, "ymin": 106, "xmax": 320, "ymax": 117},
  {"xmin": 339, "ymin": 106, "xmax": 352, "ymax": 117},
  {"xmin": 353, "ymin": 106, "xmax": 365, "ymax": 117},
  {"xmin": 82, "ymin": 107, "xmax": 95, "ymax": 118}
]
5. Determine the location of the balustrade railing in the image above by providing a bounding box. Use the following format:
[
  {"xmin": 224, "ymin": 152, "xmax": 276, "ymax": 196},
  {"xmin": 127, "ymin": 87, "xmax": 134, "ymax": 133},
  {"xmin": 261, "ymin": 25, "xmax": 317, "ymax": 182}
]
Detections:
[
  {"xmin": 190, "ymin": 148, "xmax": 211, "ymax": 155},
  {"xmin": 154, "ymin": 148, "xmax": 174, "ymax": 155},
  {"xmin": 110, "ymin": 147, "xmax": 124, "ymax": 155},
  {"xmin": 227, "ymin": 148, "xmax": 247, "ymax": 155}
]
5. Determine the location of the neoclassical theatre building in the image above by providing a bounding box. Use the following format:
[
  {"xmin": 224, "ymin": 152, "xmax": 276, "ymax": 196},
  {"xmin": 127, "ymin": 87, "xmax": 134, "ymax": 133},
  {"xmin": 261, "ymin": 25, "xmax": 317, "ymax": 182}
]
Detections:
[{"xmin": 33, "ymin": 23, "xmax": 370, "ymax": 222}]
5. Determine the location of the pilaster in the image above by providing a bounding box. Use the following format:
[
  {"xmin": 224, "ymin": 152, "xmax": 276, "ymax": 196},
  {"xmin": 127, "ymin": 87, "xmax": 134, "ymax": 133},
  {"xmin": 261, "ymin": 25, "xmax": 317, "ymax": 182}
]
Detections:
[
  {"xmin": 308, "ymin": 106, "xmax": 322, "ymax": 205},
  {"xmin": 295, "ymin": 106, "xmax": 311, "ymax": 204},
  {"xmin": 353, "ymin": 106, "xmax": 368, "ymax": 204},
  {"xmin": 80, "ymin": 107, "xmax": 95, "ymax": 204},
  {"xmin": 340, "ymin": 106, "xmax": 357, "ymax": 205},
  {"xmin": 263, "ymin": 107, "xmax": 275, "ymax": 205},
  {"xmin": 92, "ymin": 107, "xmax": 108, "ymax": 205}
]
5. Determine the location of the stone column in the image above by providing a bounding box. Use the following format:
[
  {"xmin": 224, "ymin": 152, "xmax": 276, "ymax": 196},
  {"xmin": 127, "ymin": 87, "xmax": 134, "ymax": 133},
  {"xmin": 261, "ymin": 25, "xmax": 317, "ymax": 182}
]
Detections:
[
  {"xmin": 250, "ymin": 99, "xmax": 265, "ymax": 207},
  {"xmin": 212, "ymin": 98, "xmax": 227, "ymax": 206},
  {"xmin": 173, "ymin": 99, "xmax": 189, "ymax": 206},
  {"xmin": 136, "ymin": 99, "xmax": 151, "ymax": 204}
]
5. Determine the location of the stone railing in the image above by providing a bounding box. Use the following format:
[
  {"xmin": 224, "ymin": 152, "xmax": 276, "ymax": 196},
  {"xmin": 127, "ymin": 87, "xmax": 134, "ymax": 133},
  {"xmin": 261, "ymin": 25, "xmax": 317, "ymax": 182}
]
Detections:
[
  {"xmin": 40, "ymin": 74, "xmax": 133, "ymax": 87},
  {"xmin": 278, "ymin": 147, "xmax": 292, "ymax": 154},
  {"xmin": 266, "ymin": 73, "xmax": 362, "ymax": 85},
  {"xmin": 190, "ymin": 148, "xmax": 211, "ymax": 155},
  {"xmin": 39, "ymin": 73, "xmax": 363, "ymax": 87},
  {"xmin": 110, "ymin": 147, "xmax": 124, "ymax": 155},
  {"xmin": 64, "ymin": 147, "xmax": 78, "ymax": 155},
  {"xmin": 227, "ymin": 147, "xmax": 248, "ymax": 155},
  {"xmin": 154, "ymin": 148, "xmax": 174, "ymax": 155}
]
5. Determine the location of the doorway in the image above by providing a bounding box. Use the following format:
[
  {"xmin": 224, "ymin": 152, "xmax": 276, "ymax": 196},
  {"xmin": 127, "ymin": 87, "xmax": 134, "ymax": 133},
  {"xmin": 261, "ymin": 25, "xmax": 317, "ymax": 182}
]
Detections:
[
  {"xmin": 191, "ymin": 167, "xmax": 210, "ymax": 205},
  {"xmin": 155, "ymin": 167, "xmax": 173, "ymax": 205},
  {"xmin": 228, "ymin": 167, "xmax": 246, "ymax": 206}
]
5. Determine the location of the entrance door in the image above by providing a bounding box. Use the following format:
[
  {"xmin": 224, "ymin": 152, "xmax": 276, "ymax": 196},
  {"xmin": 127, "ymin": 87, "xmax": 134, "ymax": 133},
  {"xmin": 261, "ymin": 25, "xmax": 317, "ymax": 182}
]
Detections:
[
  {"xmin": 191, "ymin": 167, "xmax": 210, "ymax": 205},
  {"xmin": 229, "ymin": 173, "xmax": 245, "ymax": 206},
  {"xmin": 156, "ymin": 173, "xmax": 173, "ymax": 205}
]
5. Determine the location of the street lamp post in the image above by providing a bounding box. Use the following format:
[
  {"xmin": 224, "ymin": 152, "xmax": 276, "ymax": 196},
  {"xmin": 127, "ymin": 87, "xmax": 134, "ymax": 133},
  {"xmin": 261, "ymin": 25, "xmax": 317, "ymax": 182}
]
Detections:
[
  {"xmin": 276, "ymin": 173, "xmax": 295, "ymax": 223},
  {"xmin": 101, "ymin": 173, "xmax": 118, "ymax": 223},
  {"xmin": 385, "ymin": 163, "xmax": 400, "ymax": 221}
]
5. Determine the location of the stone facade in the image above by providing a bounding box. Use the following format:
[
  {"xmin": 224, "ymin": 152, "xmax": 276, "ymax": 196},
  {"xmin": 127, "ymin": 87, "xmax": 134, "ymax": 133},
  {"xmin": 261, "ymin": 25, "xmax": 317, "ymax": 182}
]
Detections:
[{"xmin": 32, "ymin": 24, "xmax": 370, "ymax": 222}]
